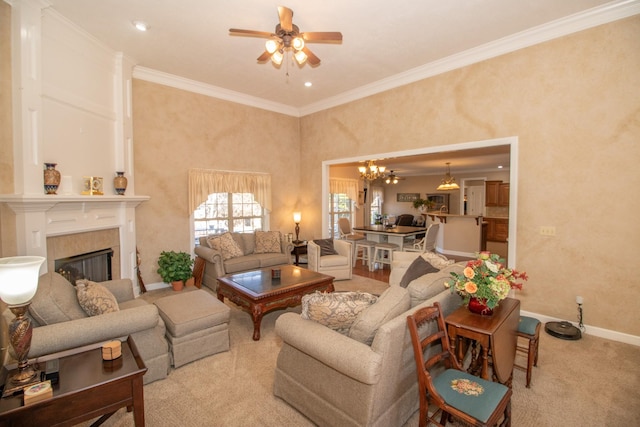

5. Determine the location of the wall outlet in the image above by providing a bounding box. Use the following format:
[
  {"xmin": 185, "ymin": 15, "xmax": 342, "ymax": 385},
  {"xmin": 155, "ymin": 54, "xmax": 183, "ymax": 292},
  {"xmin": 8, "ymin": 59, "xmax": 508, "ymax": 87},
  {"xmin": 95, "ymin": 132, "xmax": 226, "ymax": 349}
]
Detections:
[{"xmin": 539, "ymin": 226, "xmax": 556, "ymax": 236}]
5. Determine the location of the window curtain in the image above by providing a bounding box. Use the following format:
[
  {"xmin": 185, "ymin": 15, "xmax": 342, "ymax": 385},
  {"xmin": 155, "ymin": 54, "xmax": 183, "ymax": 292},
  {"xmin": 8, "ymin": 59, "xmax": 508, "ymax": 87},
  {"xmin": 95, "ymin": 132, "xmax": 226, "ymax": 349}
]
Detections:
[
  {"xmin": 329, "ymin": 178, "xmax": 359, "ymax": 202},
  {"xmin": 371, "ymin": 186, "xmax": 384, "ymax": 204},
  {"xmin": 188, "ymin": 168, "xmax": 272, "ymax": 213}
]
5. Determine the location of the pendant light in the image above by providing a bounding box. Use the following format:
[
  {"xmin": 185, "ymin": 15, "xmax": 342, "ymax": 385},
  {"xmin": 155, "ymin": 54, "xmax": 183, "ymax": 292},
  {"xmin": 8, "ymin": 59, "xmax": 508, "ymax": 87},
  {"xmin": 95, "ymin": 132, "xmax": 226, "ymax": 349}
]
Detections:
[{"xmin": 436, "ymin": 162, "xmax": 460, "ymax": 191}]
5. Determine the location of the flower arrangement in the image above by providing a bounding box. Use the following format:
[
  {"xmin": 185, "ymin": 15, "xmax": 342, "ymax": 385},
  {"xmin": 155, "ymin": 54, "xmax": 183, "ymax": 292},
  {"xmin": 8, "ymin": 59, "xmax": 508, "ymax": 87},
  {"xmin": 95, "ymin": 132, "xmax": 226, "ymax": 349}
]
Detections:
[{"xmin": 445, "ymin": 251, "xmax": 528, "ymax": 309}]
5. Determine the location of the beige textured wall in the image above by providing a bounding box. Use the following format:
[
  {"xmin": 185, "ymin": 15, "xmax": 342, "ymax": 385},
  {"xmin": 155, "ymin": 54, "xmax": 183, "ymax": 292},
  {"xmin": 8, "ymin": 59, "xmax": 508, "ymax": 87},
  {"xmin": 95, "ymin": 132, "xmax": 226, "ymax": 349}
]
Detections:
[
  {"xmin": 132, "ymin": 80, "xmax": 301, "ymax": 282},
  {"xmin": 300, "ymin": 17, "xmax": 640, "ymax": 335}
]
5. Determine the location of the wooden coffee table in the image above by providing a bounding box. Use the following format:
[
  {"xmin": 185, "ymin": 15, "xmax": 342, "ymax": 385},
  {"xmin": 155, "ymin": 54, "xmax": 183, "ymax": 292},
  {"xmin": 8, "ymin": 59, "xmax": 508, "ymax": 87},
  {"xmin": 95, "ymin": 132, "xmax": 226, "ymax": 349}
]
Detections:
[
  {"xmin": 217, "ymin": 265, "xmax": 334, "ymax": 340},
  {"xmin": 0, "ymin": 336, "xmax": 147, "ymax": 426}
]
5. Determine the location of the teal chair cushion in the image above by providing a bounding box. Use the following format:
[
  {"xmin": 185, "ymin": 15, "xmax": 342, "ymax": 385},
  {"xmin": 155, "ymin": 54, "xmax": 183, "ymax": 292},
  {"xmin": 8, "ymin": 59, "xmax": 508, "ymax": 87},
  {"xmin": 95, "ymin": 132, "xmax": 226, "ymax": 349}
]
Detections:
[
  {"xmin": 433, "ymin": 369, "xmax": 509, "ymax": 423},
  {"xmin": 518, "ymin": 316, "xmax": 540, "ymax": 335}
]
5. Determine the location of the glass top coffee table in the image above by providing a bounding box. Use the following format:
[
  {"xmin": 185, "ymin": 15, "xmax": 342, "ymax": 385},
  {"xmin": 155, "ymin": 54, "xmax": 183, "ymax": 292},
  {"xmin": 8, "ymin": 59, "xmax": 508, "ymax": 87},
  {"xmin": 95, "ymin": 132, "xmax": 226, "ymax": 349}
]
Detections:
[{"xmin": 217, "ymin": 265, "xmax": 334, "ymax": 340}]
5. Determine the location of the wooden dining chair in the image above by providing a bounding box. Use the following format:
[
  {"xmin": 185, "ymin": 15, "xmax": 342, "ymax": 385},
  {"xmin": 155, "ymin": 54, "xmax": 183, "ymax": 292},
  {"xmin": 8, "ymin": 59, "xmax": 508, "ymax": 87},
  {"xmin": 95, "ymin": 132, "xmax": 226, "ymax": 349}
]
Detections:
[{"xmin": 406, "ymin": 302, "xmax": 512, "ymax": 427}]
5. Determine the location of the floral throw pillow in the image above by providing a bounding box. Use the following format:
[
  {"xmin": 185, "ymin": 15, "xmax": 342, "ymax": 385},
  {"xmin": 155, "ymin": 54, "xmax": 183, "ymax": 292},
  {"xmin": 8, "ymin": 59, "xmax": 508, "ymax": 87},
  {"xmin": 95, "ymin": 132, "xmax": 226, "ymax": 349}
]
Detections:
[
  {"xmin": 206, "ymin": 232, "xmax": 244, "ymax": 260},
  {"xmin": 421, "ymin": 252, "xmax": 455, "ymax": 269},
  {"xmin": 301, "ymin": 291, "xmax": 378, "ymax": 335},
  {"xmin": 76, "ymin": 279, "xmax": 119, "ymax": 316},
  {"xmin": 254, "ymin": 231, "xmax": 281, "ymax": 254}
]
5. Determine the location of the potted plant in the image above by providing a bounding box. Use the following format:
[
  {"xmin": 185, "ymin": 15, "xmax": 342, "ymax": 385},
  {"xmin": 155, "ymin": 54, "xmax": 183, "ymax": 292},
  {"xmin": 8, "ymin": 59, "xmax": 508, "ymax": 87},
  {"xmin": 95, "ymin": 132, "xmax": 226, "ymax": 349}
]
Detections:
[
  {"xmin": 157, "ymin": 251, "xmax": 194, "ymax": 291},
  {"xmin": 412, "ymin": 198, "xmax": 434, "ymax": 212}
]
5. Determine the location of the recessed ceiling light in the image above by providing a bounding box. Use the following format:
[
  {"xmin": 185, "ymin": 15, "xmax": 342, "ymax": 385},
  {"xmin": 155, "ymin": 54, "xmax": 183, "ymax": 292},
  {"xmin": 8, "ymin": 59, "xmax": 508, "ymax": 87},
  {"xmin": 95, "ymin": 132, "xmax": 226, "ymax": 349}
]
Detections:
[
  {"xmin": 304, "ymin": 82, "xmax": 312, "ymax": 87},
  {"xmin": 132, "ymin": 21, "xmax": 148, "ymax": 31},
  {"xmin": 498, "ymin": 165, "xmax": 503, "ymax": 169}
]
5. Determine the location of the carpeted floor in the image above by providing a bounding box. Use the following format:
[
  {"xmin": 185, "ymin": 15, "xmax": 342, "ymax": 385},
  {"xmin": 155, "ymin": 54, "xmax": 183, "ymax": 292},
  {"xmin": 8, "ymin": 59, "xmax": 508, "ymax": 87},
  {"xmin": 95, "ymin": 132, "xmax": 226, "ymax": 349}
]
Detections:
[{"xmin": 82, "ymin": 276, "xmax": 640, "ymax": 426}]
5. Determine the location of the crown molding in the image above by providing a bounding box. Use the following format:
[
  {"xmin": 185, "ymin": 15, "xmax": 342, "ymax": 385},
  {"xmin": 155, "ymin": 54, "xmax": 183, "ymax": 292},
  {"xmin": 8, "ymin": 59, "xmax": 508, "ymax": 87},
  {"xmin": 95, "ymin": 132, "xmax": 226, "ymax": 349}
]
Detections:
[
  {"xmin": 132, "ymin": 0, "xmax": 640, "ymax": 118},
  {"xmin": 132, "ymin": 67, "xmax": 300, "ymax": 117},
  {"xmin": 299, "ymin": 0, "xmax": 640, "ymax": 116}
]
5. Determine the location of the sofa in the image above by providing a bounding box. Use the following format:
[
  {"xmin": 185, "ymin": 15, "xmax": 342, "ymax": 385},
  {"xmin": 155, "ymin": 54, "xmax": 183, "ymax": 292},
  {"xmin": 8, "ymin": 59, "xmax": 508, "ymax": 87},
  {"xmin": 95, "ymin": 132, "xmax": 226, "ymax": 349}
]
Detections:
[
  {"xmin": 194, "ymin": 231, "xmax": 294, "ymax": 292},
  {"xmin": 273, "ymin": 251, "xmax": 465, "ymax": 427},
  {"xmin": 2, "ymin": 272, "xmax": 170, "ymax": 385},
  {"xmin": 307, "ymin": 239, "xmax": 353, "ymax": 281}
]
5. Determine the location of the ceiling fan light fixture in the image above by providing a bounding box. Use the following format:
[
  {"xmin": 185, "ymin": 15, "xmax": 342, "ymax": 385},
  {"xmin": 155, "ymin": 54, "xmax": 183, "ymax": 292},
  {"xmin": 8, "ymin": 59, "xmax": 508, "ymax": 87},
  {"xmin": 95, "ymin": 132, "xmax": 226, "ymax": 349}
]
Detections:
[
  {"xmin": 271, "ymin": 50, "xmax": 284, "ymax": 65},
  {"xmin": 265, "ymin": 38, "xmax": 279, "ymax": 54},
  {"xmin": 436, "ymin": 162, "xmax": 460, "ymax": 191},
  {"xmin": 294, "ymin": 50, "xmax": 307, "ymax": 64},
  {"xmin": 292, "ymin": 36, "xmax": 305, "ymax": 51}
]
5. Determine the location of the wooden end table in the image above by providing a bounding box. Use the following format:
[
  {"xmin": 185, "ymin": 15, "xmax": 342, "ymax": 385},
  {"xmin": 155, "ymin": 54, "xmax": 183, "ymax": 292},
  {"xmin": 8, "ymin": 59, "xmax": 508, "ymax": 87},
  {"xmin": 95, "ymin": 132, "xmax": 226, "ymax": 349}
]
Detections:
[
  {"xmin": 445, "ymin": 298, "xmax": 520, "ymax": 386},
  {"xmin": 217, "ymin": 265, "xmax": 334, "ymax": 341},
  {"xmin": 291, "ymin": 243, "xmax": 308, "ymax": 266},
  {"xmin": 0, "ymin": 336, "xmax": 147, "ymax": 426}
]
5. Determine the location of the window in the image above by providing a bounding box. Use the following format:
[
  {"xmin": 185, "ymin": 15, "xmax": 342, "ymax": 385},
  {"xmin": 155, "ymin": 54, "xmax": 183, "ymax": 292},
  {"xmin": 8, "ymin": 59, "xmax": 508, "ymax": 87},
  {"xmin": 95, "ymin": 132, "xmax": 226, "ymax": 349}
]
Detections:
[
  {"xmin": 194, "ymin": 193, "xmax": 264, "ymax": 244},
  {"xmin": 369, "ymin": 186, "xmax": 385, "ymax": 225},
  {"xmin": 329, "ymin": 193, "xmax": 354, "ymax": 238},
  {"xmin": 370, "ymin": 193, "xmax": 383, "ymax": 224}
]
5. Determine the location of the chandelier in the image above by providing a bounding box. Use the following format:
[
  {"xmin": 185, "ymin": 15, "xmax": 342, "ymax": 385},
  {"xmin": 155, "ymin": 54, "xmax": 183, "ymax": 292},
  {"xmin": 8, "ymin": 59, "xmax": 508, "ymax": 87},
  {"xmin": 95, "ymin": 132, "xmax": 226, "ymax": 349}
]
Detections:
[
  {"xmin": 436, "ymin": 162, "xmax": 460, "ymax": 191},
  {"xmin": 358, "ymin": 160, "xmax": 386, "ymax": 182}
]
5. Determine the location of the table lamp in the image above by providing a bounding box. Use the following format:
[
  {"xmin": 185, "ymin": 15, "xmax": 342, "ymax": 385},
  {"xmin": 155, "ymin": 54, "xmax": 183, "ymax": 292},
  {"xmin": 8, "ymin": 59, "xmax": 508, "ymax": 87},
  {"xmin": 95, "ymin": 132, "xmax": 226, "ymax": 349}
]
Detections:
[
  {"xmin": 293, "ymin": 212, "xmax": 302, "ymax": 244},
  {"xmin": 0, "ymin": 256, "xmax": 46, "ymax": 385}
]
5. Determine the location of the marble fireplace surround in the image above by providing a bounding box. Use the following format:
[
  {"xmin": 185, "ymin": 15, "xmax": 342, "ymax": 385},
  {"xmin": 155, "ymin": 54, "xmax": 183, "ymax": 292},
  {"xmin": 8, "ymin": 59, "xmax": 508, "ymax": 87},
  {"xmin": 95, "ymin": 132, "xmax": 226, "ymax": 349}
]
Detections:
[{"xmin": 0, "ymin": 195, "xmax": 149, "ymax": 293}]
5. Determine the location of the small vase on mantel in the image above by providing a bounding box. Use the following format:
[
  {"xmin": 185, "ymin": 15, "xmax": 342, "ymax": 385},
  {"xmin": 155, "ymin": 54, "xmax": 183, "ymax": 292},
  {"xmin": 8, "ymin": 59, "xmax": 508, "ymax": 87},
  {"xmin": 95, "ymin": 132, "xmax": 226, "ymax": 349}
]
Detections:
[
  {"xmin": 114, "ymin": 171, "xmax": 128, "ymax": 195},
  {"xmin": 468, "ymin": 297, "xmax": 494, "ymax": 316},
  {"xmin": 43, "ymin": 163, "xmax": 61, "ymax": 195}
]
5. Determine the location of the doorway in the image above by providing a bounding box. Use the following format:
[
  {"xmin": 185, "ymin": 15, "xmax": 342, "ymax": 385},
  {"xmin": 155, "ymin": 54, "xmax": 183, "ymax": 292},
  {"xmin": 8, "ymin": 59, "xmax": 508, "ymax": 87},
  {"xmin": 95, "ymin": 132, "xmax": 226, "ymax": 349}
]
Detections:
[{"xmin": 322, "ymin": 136, "xmax": 519, "ymax": 267}]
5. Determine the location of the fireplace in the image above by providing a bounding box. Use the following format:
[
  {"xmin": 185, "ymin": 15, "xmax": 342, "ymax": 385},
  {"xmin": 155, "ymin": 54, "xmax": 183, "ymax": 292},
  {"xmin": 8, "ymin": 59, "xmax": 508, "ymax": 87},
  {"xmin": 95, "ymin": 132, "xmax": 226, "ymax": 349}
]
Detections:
[
  {"xmin": 55, "ymin": 248, "xmax": 113, "ymax": 285},
  {"xmin": 0, "ymin": 195, "xmax": 148, "ymax": 292}
]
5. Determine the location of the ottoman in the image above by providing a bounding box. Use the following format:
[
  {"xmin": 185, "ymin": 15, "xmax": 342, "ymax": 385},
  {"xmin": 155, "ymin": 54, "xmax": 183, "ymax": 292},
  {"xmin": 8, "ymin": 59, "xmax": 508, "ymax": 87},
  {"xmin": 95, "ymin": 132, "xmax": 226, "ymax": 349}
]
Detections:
[{"xmin": 154, "ymin": 289, "xmax": 231, "ymax": 368}]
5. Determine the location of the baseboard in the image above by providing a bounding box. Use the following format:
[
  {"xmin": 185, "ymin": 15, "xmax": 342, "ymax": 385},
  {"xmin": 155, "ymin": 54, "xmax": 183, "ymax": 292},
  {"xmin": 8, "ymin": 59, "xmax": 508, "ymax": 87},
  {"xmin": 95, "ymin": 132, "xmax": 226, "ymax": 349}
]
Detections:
[
  {"xmin": 439, "ymin": 248, "xmax": 476, "ymax": 259},
  {"xmin": 145, "ymin": 281, "xmax": 171, "ymax": 291},
  {"xmin": 521, "ymin": 310, "xmax": 640, "ymax": 347}
]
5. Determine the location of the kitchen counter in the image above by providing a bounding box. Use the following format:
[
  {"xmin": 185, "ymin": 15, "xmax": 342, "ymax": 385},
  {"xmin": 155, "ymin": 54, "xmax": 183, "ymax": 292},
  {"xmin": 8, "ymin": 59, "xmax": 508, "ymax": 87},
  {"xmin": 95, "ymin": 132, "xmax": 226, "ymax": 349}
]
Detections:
[
  {"xmin": 424, "ymin": 213, "xmax": 484, "ymax": 256},
  {"xmin": 426, "ymin": 212, "xmax": 484, "ymax": 225}
]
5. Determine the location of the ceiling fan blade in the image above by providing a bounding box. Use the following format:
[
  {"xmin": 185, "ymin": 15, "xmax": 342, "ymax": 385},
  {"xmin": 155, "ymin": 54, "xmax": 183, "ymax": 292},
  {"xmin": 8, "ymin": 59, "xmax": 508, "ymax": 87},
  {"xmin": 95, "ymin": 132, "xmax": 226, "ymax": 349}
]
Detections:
[
  {"xmin": 301, "ymin": 32, "xmax": 343, "ymax": 42},
  {"xmin": 229, "ymin": 28, "xmax": 273, "ymax": 38},
  {"xmin": 302, "ymin": 47, "xmax": 320, "ymax": 66},
  {"xmin": 278, "ymin": 6, "xmax": 293, "ymax": 33},
  {"xmin": 257, "ymin": 51, "xmax": 271, "ymax": 62}
]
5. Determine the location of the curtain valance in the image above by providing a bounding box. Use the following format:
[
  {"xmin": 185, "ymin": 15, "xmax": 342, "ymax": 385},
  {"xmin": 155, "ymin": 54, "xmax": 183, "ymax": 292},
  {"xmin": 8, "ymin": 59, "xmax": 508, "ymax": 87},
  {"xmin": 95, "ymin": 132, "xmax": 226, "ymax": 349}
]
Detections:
[
  {"xmin": 329, "ymin": 177, "xmax": 359, "ymax": 202},
  {"xmin": 188, "ymin": 168, "xmax": 272, "ymax": 213}
]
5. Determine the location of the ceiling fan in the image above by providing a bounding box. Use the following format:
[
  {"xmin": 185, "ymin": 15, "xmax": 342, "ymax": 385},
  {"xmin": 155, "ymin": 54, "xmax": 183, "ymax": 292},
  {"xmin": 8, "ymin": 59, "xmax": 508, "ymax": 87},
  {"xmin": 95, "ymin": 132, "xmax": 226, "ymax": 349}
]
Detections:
[
  {"xmin": 229, "ymin": 6, "xmax": 342, "ymax": 66},
  {"xmin": 385, "ymin": 171, "xmax": 406, "ymax": 185}
]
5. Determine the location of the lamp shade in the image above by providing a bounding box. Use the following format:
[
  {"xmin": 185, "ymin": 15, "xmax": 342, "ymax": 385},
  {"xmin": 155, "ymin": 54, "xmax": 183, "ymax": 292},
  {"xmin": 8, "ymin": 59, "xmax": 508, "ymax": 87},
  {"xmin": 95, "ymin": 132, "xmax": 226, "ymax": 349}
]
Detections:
[
  {"xmin": 293, "ymin": 212, "xmax": 302, "ymax": 223},
  {"xmin": 0, "ymin": 256, "xmax": 45, "ymax": 305}
]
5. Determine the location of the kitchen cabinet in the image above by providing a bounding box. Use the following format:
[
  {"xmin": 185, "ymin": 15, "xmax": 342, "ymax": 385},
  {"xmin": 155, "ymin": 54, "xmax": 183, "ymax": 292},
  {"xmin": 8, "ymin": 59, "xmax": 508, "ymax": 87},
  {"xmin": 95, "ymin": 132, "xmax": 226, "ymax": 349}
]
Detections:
[
  {"xmin": 485, "ymin": 218, "xmax": 508, "ymax": 242},
  {"xmin": 485, "ymin": 181, "xmax": 509, "ymax": 207},
  {"xmin": 498, "ymin": 183, "xmax": 510, "ymax": 206},
  {"xmin": 485, "ymin": 181, "xmax": 501, "ymax": 206}
]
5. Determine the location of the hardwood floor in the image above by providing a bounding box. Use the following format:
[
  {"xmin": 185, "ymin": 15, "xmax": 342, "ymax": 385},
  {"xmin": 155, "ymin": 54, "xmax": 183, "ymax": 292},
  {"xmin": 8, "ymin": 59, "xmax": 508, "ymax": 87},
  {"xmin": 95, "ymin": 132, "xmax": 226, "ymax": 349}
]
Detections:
[{"xmin": 352, "ymin": 260, "xmax": 391, "ymax": 282}]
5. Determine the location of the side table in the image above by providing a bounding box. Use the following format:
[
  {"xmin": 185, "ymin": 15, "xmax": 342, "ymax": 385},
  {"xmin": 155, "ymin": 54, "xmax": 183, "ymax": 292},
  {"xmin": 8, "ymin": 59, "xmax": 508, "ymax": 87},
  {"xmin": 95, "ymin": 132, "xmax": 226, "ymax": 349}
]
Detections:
[
  {"xmin": 0, "ymin": 336, "xmax": 147, "ymax": 426},
  {"xmin": 291, "ymin": 243, "xmax": 307, "ymax": 266},
  {"xmin": 445, "ymin": 298, "xmax": 520, "ymax": 386}
]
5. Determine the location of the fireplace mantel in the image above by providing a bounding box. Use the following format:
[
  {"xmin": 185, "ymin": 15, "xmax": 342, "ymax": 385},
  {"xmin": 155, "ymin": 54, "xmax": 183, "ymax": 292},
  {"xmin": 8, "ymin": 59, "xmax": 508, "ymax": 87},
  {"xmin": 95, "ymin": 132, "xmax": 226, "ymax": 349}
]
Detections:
[
  {"xmin": 0, "ymin": 194, "xmax": 149, "ymax": 286},
  {"xmin": 0, "ymin": 194, "xmax": 150, "ymax": 214}
]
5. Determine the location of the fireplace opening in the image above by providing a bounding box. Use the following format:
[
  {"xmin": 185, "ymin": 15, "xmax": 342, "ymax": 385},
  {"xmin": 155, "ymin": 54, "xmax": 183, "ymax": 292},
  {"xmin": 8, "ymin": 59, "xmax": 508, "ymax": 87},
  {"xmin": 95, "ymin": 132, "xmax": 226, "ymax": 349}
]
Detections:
[{"xmin": 55, "ymin": 248, "xmax": 113, "ymax": 285}]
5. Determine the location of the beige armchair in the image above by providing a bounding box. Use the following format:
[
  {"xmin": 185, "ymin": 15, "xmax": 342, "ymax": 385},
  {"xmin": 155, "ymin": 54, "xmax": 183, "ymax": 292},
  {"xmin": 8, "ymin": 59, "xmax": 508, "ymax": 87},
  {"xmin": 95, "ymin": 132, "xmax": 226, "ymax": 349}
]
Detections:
[{"xmin": 307, "ymin": 239, "xmax": 352, "ymax": 280}]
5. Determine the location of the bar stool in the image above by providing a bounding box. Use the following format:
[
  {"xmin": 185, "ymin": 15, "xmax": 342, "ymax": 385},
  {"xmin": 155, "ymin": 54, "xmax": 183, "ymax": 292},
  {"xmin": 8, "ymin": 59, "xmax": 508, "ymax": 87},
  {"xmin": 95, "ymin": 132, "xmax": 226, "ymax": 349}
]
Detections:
[
  {"xmin": 515, "ymin": 316, "xmax": 541, "ymax": 388},
  {"xmin": 353, "ymin": 240, "xmax": 376, "ymax": 268},
  {"xmin": 372, "ymin": 242, "xmax": 399, "ymax": 271}
]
